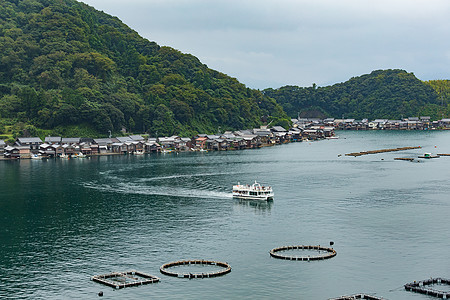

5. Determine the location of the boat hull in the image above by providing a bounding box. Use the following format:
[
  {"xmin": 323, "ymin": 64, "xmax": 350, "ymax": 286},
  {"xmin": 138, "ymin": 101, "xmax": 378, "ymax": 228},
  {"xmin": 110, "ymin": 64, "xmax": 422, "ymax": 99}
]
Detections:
[{"xmin": 233, "ymin": 194, "xmax": 273, "ymax": 201}]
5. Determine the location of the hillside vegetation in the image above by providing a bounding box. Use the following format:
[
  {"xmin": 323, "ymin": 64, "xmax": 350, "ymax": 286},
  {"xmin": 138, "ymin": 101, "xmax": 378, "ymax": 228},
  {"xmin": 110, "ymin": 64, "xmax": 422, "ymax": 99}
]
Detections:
[
  {"xmin": 264, "ymin": 70, "xmax": 447, "ymax": 120},
  {"xmin": 0, "ymin": 0, "xmax": 288, "ymax": 139}
]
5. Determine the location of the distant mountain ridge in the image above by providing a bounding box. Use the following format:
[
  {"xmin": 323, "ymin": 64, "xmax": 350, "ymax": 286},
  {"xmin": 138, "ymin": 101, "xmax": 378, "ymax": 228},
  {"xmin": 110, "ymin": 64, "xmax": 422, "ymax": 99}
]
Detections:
[
  {"xmin": 0, "ymin": 0, "xmax": 289, "ymax": 138},
  {"xmin": 264, "ymin": 69, "xmax": 448, "ymax": 120}
]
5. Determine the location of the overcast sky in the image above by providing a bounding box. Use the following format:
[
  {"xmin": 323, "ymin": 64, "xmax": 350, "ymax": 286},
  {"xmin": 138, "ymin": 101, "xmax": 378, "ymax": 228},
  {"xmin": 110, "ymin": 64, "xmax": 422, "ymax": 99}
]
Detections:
[{"xmin": 80, "ymin": 0, "xmax": 450, "ymax": 90}]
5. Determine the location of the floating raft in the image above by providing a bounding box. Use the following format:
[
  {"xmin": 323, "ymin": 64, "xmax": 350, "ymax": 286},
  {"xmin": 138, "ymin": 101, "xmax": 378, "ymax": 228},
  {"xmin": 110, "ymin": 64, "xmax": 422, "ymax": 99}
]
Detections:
[
  {"xmin": 269, "ymin": 245, "xmax": 336, "ymax": 261},
  {"xmin": 91, "ymin": 270, "xmax": 159, "ymax": 289},
  {"xmin": 160, "ymin": 260, "xmax": 232, "ymax": 279},
  {"xmin": 345, "ymin": 146, "xmax": 421, "ymax": 157},
  {"xmin": 329, "ymin": 294, "xmax": 385, "ymax": 300},
  {"xmin": 394, "ymin": 157, "xmax": 415, "ymax": 161},
  {"xmin": 404, "ymin": 278, "xmax": 450, "ymax": 298},
  {"xmin": 418, "ymin": 154, "xmax": 440, "ymax": 159}
]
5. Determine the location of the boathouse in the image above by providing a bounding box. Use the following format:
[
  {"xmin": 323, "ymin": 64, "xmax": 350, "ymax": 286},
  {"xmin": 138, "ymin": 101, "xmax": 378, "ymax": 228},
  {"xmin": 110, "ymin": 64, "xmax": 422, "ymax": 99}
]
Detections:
[
  {"xmin": 16, "ymin": 137, "xmax": 43, "ymax": 154},
  {"xmin": 0, "ymin": 140, "xmax": 5, "ymax": 155}
]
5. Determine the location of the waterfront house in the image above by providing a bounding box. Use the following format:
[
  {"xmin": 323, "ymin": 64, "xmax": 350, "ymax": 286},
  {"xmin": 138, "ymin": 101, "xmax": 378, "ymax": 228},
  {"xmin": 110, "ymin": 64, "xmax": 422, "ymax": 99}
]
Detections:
[
  {"xmin": 288, "ymin": 128, "xmax": 302, "ymax": 142},
  {"xmin": 110, "ymin": 142, "xmax": 125, "ymax": 154},
  {"xmin": 323, "ymin": 127, "xmax": 335, "ymax": 137},
  {"xmin": 158, "ymin": 136, "xmax": 177, "ymax": 149},
  {"xmin": 407, "ymin": 120, "xmax": 419, "ymax": 130},
  {"xmin": 176, "ymin": 138, "xmax": 192, "ymax": 151},
  {"xmin": 253, "ymin": 128, "xmax": 272, "ymax": 145},
  {"xmin": 369, "ymin": 119, "xmax": 388, "ymax": 129},
  {"xmin": 193, "ymin": 136, "xmax": 208, "ymax": 150},
  {"xmin": 333, "ymin": 119, "xmax": 345, "ymax": 129},
  {"xmin": 134, "ymin": 141, "xmax": 145, "ymax": 153},
  {"xmin": 4, "ymin": 145, "xmax": 30, "ymax": 159},
  {"xmin": 115, "ymin": 136, "xmax": 133, "ymax": 153},
  {"xmin": 4, "ymin": 146, "xmax": 20, "ymax": 159},
  {"xmin": 62, "ymin": 144, "xmax": 76, "ymax": 156},
  {"xmin": 93, "ymin": 138, "xmax": 113, "ymax": 154},
  {"xmin": 39, "ymin": 143, "xmax": 55, "ymax": 157},
  {"xmin": 16, "ymin": 137, "xmax": 43, "ymax": 154},
  {"xmin": 440, "ymin": 119, "xmax": 450, "ymax": 128},
  {"xmin": 323, "ymin": 118, "xmax": 335, "ymax": 125},
  {"xmin": 145, "ymin": 140, "xmax": 161, "ymax": 152},
  {"xmin": 79, "ymin": 142, "xmax": 94, "ymax": 155},
  {"xmin": 303, "ymin": 129, "xmax": 319, "ymax": 140},
  {"xmin": 0, "ymin": 140, "xmax": 5, "ymax": 155}
]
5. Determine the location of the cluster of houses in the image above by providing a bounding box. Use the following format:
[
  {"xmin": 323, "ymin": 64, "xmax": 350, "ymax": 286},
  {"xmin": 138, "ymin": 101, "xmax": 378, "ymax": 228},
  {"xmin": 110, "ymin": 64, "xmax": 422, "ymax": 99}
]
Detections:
[
  {"xmin": 295, "ymin": 117, "xmax": 450, "ymax": 130},
  {"xmin": 2, "ymin": 116, "xmax": 450, "ymax": 159},
  {"xmin": 0, "ymin": 125, "xmax": 335, "ymax": 159}
]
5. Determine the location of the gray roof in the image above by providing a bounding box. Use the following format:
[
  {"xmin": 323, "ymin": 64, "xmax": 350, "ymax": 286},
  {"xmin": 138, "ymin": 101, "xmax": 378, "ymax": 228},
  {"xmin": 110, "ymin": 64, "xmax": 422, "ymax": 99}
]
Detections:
[
  {"xmin": 93, "ymin": 138, "xmax": 113, "ymax": 145},
  {"xmin": 0, "ymin": 140, "xmax": 5, "ymax": 146},
  {"xmin": 255, "ymin": 131, "xmax": 271, "ymax": 137},
  {"xmin": 61, "ymin": 138, "xmax": 80, "ymax": 144},
  {"xmin": 45, "ymin": 136, "xmax": 61, "ymax": 143},
  {"xmin": 129, "ymin": 135, "xmax": 144, "ymax": 141},
  {"xmin": 18, "ymin": 137, "xmax": 43, "ymax": 144},
  {"xmin": 271, "ymin": 126, "xmax": 287, "ymax": 132},
  {"xmin": 116, "ymin": 136, "xmax": 132, "ymax": 142},
  {"xmin": 158, "ymin": 137, "xmax": 175, "ymax": 143}
]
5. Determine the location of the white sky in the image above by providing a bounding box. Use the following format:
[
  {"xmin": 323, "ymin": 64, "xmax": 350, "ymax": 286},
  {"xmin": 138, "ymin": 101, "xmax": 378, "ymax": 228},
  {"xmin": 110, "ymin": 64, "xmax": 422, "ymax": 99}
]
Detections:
[{"xmin": 80, "ymin": 0, "xmax": 450, "ymax": 90}]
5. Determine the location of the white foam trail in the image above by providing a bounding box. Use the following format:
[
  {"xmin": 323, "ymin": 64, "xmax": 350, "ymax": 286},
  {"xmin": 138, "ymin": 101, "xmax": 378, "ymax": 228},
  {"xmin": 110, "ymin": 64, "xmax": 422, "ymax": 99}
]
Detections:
[{"xmin": 83, "ymin": 181, "xmax": 232, "ymax": 199}]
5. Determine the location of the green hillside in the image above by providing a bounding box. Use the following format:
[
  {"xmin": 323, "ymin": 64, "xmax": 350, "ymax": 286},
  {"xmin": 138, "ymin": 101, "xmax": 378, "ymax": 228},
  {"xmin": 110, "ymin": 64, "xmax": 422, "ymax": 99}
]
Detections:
[
  {"xmin": 0, "ymin": 0, "xmax": 289, "ymax": 139},
  {"xmin": 264, "ymin": 69, "xmax": 447, "ymax": 120}
]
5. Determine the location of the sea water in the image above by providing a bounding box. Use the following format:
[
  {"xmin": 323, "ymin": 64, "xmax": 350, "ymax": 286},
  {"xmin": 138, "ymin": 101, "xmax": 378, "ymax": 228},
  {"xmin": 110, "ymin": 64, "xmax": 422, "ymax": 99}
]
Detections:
[{"xmin": 1, "ymin": 130, "xmax": 449, "ymax": 299}]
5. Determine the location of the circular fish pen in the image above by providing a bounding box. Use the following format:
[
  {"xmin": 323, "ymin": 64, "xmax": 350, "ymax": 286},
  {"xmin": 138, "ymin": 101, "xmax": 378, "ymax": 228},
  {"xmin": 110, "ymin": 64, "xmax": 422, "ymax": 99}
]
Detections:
[
  {"xmin": 270, "ymin": 245, "xmax": 337, "ymax": 261},
  {"xmin": 160, "ymin": 260, "xmax": 231, "ymax": 279}
]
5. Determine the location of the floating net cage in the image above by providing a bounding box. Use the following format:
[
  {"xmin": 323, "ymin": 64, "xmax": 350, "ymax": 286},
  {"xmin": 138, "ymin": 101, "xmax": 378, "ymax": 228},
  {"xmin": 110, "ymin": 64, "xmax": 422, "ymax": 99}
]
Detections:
[
  {"xmin": 160, "ymin": 260, "xmax": 232, "ymax": 279},
  {"xmin": 91, "ymin": 270, "xmax": 160, "ymax": 289},
  {"xmin": 404, "ymin": 278, "xmax": 450, "ymax": 299},
  {"xmin": 328, "ymin": 294, "xmax": 385, "ymax": 300},
  {"xmin": 270, "ymin": 245, "xmax": 337, "ymax": 261}
]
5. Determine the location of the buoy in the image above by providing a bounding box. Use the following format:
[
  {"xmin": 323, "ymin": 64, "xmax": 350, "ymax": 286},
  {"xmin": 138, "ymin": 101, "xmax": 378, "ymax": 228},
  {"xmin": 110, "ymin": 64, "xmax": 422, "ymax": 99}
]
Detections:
[
  {"xmin": 330, "ymin": 241, "xmax": 334, "ymax": 246},
  {"xmin": 98, "ymin": 291, "xmax": 103, "ymax": 297}
]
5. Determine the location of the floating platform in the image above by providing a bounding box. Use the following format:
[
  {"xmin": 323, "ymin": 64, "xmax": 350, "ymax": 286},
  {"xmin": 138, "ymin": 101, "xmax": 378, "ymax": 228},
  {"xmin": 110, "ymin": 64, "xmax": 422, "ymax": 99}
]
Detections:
[
  {"xmin": 91, "ymin": 270, "xmax": 160, "ymax": 289},
  {"xmin": 160, "ymin": 260, "xmax": 231, "ymax": 279},
  {"xmin": 269, "ymin": 245, "xmax": 336, "ymax": 261},
  {"xmin": 346, "ymin": 146, "xmax": 421, "ymax": 157},
  {"xmin": 418, "ymin": 154, "xmax": 440, "ymax": 159},
  {"xmin": 394, "ymin": 157, "xmax": 415, "ymax": 161},
  {"xmin": 329, "ymin": 294, "xmax": 385, "ymax": 300},
  {"xmin": 404, "ymin": 278, "xmax": 450, "ymax": 298}
]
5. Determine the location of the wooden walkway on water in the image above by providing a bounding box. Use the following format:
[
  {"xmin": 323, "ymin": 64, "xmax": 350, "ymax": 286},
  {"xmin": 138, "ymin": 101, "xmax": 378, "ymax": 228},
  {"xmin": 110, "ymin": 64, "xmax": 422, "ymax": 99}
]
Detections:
[{"xmin": 346, "ymin": 146, "xmax": 421, "ymax": 157}]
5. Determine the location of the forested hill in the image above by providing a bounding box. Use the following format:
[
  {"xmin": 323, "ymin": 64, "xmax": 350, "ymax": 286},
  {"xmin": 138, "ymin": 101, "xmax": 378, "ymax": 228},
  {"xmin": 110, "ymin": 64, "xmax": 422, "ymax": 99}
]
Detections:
[
  {"xmin": 0, "ymin": 0, "xmax": 288, "ymax": 138},
  {"xmin": 263, "ymin": 70, "xmax": 447, "ymax": 120}
]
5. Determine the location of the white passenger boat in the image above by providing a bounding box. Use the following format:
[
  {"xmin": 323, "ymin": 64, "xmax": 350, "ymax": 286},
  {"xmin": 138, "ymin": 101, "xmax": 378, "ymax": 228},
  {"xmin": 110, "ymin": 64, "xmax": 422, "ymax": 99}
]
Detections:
[{"xmin": 232, "ymin": 181, "xmax": 274, "ymax": 201}]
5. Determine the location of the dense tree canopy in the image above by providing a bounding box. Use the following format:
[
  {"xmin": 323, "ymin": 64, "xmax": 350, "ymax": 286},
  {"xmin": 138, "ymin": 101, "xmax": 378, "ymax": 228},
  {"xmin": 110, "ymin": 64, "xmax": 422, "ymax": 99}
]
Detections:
[
  {"xmin": 0, "ymin": 0, "xmax": 289, "ymax": 137},
  {"xmin": 264, "ymin": 70, "xmax": 446, "ymax": 120}
]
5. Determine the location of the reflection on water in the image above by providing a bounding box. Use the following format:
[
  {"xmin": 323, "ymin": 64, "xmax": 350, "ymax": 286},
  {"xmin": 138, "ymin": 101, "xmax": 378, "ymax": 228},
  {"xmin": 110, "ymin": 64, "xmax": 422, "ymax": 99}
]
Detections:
[{"xmin": 234, "ymin": 199, "xmax": 273, "ymax": 212}]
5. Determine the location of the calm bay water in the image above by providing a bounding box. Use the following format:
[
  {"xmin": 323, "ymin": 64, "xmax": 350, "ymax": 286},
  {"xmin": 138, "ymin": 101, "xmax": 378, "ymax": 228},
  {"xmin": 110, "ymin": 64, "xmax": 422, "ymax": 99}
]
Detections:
[{"xmin": 1, "ymin": 131, "xmax": 450, "ymax": 299}]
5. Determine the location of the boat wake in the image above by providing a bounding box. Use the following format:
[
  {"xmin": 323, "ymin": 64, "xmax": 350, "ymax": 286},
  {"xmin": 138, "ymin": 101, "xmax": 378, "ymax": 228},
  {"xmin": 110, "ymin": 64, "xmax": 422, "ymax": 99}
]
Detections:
[{"xmin": 82, "ymin": 181, "xmax": 232, "ymax": 199}]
